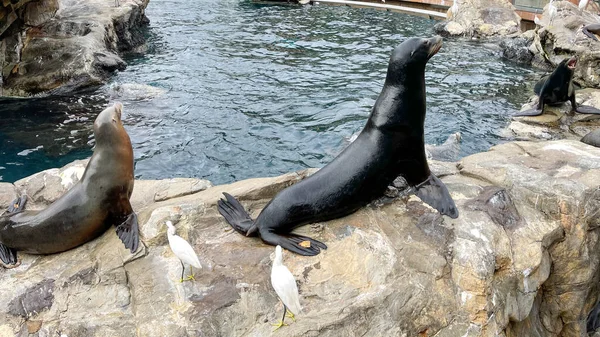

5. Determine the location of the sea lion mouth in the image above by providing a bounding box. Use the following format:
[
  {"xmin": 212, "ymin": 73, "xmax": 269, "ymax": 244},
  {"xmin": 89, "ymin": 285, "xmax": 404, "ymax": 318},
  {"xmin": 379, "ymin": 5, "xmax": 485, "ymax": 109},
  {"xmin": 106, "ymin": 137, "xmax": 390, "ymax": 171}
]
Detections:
[
  {"xmin": 427, "ymin": 36, "xmax": 443, "ymax": 59},
  {"xmin": 567, "ymin": 57, "xmax": 577, "ymax": 70}
]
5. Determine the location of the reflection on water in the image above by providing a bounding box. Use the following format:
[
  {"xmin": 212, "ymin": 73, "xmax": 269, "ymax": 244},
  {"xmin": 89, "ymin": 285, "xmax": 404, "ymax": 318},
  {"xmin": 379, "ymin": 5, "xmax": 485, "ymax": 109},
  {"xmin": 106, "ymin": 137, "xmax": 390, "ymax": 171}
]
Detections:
[{"xmin": 0, "ymin": 0, "xmax": 543, "ymax": 184}]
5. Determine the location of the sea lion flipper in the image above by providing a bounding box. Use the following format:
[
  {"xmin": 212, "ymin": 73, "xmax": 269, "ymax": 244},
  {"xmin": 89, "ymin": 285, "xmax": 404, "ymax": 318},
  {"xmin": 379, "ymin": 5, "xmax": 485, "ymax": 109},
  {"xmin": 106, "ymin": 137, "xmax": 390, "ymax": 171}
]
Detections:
[
  {"xmin": 513, "ymin": 108, "xmax": 542, "ymax": 117},
  {"xmin": 0, "ymin": 243, "xmax": 18, "ymax": 265},
  {"xmin": 217, "ymin": 193, "xmax": 257, "ymax": 236},
  {"xmin": 583, "ymin": 27, "xmax": 599, "ymax": 41},
  {"xmin": 576, "ymin": 105, "xmax": 600, "ymax": 114},
  {"xmin": 261, "ymin": 231, "xmax": 325, "ymax": 256},
  {"xmin": 415, "ymin": 174, "xmax": 459, "ymax": 219},
  {"xmin": 7, "ymin": 196, "xmax": 27, "ymax": 213},
  {"xmin": 115, "ymin": 212, "xmax": 140, "ymax": 253}
]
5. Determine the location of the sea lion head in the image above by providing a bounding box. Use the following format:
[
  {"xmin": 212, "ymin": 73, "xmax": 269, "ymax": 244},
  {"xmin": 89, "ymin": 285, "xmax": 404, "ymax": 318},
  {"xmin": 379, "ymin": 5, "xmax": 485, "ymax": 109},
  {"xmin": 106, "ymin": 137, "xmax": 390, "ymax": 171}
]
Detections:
[
  {"xmin": 559, "ymin": 56, "xmax": 577, "ymax": 71},
  {"xmin": 93, "ymin": 102, "xmax": 125, "ymax": 145},
  {"xmin": 385, "ymin": 36, "xmax": 442, "ymax": 84}
]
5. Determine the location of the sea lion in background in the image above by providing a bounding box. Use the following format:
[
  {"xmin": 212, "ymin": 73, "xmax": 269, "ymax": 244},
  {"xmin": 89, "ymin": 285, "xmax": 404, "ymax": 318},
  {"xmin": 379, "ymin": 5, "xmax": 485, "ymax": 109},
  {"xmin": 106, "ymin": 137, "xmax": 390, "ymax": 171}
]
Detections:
[
  {"xmin": 514, "ymin": 56, "xmax": 600, "ymax": 117},
  {"xmin": 581, "ymin": 128, "xmax": 600, "ymax": 148},
  {"xmin": 425, "ymin": 132, "xmax": 462, "ymax": 162},
  {"xmin": 0, "ymin": 103, "xmax": 140, "ymax": 266},
  {"xmin": 583, "ymin": 23, "xmax": 600, "ymax": 41},
  {"xmin": 218, "ymin": 36, "xmax": 459, "ymax": 256}
]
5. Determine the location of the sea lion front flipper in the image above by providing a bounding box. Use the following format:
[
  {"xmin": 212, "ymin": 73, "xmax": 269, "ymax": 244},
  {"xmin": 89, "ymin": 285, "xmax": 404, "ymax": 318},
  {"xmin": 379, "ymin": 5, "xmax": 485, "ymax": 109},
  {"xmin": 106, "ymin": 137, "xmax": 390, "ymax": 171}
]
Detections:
[
  {"xmin": 513, "ymin": 108, "xmax": 543, "ymax": 117},
  {"xmin": 217, "ymin": 192, "xmax": 257, "ymax": 236},
  {"xmin": 414, "ymin": 174, "xmax": 459, "ymax": 219},
  {"xmin": 260, "ymin": 231, "xmax": 326, "ymax": 256},
  {"xmin": 116, "ymin": 212, "xmax": 140, "ymax": 253},
  {"xmin": 7, "ymin": 196, "xmax": 27, "ymax": 213},
  {"xmin": 583, "ymin": 26, "xmax": 599, "ymax": 41},
  {"xmin": 0, "ymin": 243, "xmax": 18, "ymax": 266},
  {"xmin": 576, "ymin": 105, "xmax": 600, "ymax": 114}
]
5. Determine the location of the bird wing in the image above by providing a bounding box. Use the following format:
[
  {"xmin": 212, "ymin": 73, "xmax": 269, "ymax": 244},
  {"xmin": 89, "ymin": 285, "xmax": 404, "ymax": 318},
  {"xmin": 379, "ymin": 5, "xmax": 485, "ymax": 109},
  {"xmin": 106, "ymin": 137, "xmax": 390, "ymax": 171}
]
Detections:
[
  {"xmin": 168, "ymin": 234, "xmax": 202, "ymax": 269},
  {"xmin": 271, "ymin": 265, "xmax": 302, "ymax": 315}
]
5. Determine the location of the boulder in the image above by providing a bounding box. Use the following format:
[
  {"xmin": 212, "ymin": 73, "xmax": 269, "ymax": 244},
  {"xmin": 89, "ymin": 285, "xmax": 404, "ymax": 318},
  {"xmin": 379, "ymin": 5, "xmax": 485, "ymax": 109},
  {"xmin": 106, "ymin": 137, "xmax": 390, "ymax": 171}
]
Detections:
[
  {"xmin": 1, "ymin": 139, "xmax": 600, "ymax": 336},
  {"xmin": 1, "ymin": 0, "xmax": 150, "ymax": 97},
  {"xmin": 434, "ymin": 0, "xmax": 521, "ymax": 38},
  {"xmin": 501, "ymin": 1, "xmax": 600, "ymax": 87}
]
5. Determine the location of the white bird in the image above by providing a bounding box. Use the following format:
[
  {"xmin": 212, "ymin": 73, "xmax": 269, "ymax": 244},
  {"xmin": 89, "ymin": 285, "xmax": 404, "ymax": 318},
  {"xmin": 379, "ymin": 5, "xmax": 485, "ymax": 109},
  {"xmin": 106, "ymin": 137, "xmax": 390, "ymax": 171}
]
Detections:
[
  {"xmin": 450, "ymin": 0, "xmax": 459, "ymax": 19},
  {"xmin": 534, "ymin": 15, "xmax": 541, "ymax": 26},
  {"xmin": 166, "ymin": 221, "xmax": 202, "ymax": 282},
  {"xmin": 579, "ymin": 0, "xmax": 589, "ymax": 10},
  {"xmin": 548, "ymin": 0, "xmax": 557, "ymax": 24},
  {"xmin": 270, "ymin": 245, "xmax": 302, "ymax": 331}
]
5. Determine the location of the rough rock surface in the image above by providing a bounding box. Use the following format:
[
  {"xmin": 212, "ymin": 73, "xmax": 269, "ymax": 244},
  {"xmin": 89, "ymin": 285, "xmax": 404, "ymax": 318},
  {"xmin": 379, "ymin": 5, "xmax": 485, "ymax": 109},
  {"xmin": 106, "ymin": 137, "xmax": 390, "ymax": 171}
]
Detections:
[
  {"xmin": 1, "ymin": 0, "xmax": 149, "ymax": 97},
  {"xmin": 503, "ymin": 88, "xmax": 600, "ymax": 141},
  {"xmin": 1, "ymin": 139, "xmax": 600, "ymax": 336},
  {"xmin": 501, "ymin": 1, "xmax": 600, "ymax": 87},
  {"xmin": 434, "ymin": 0, "xmax": 521, "ymax": 38}
]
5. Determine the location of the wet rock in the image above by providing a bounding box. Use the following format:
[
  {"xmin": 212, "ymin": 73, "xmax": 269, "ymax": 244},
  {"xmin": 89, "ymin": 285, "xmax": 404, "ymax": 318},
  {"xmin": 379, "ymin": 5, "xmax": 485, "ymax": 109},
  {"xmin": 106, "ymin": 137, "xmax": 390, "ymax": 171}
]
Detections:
[
  {"xmin": 434, "ymin": 0, "xmax": 521, "ymax": 38},
  {"xmin": 582, "ymin": 128, "xmax": 600, "ymax": 147},
  {"xmin": 8, "ymin": 279, "xmax": 55, "ymax": 318},
  {"xmin": 499, "ymin": 31, "xmax": 534, "ymax": 65},
  {"xmin": 1, "ymin": 0, "xmax": 150, "ymax": 97},
  {"xmin": 1, "ymin": 140, "xmax": 599, "ymax": 336}
]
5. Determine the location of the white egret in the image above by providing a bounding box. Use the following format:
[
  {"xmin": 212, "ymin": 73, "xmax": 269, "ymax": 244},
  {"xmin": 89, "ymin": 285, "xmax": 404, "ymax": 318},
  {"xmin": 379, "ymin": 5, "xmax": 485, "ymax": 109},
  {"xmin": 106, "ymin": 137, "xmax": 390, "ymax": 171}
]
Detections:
[
  {"xmin": 534, "ymin": 15, "xmax": 541, "ymax": 26},
  {"xmin": 579, "ymin": 0, "xmax": 589, "ymax": 10},
  {"xmin": 166, "ymin": 221, "xmax": 202, "ymax": 282},
  {"xmin": 449, "ymin": 0, "xmax": 459, "ymax": 19},
  {"xmin": 270, "ymin": 245, "xmax": 302, "ymax": 331},
  {"xmin": 548, "ymin": 0, "xmax": 557, "ymax": 24}
]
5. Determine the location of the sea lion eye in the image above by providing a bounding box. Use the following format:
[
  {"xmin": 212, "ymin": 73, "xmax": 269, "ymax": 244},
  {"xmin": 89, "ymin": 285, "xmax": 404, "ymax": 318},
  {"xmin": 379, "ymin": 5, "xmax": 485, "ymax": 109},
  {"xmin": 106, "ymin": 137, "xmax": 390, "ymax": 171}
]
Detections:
[{"xmin": 410, "ymin": 50, "xmax": 415, "ymax": 57}]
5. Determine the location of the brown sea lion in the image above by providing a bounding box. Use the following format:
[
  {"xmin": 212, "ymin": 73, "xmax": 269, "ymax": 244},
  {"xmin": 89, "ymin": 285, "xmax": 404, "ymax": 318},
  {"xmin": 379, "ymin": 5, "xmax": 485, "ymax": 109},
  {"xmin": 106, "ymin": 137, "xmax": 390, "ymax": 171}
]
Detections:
[{"xmin": 0, "ymin": 103, "xmax": 139, "ymax": 266}]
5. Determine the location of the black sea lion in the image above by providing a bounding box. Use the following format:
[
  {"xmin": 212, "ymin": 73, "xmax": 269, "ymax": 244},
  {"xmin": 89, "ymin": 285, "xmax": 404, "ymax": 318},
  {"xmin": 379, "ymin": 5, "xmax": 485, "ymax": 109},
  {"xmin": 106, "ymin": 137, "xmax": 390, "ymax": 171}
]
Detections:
[
  {"xmin": 583, "ymin": 23, "xmax": 600, "ymax": 41},
  {"xmin": 0, "ymin": 103, "xmax": 140, "ymax": 266},
  {"xmin": 217, "ymin": 36, "xmax": 459, "ymax": 256},
  {"xmin": 514, "ymin": 56, "xmax": 600, "ymax": 117},
  {"xmin": 581, "ymin": 128, "xmax": 600, "ymax": 147}
]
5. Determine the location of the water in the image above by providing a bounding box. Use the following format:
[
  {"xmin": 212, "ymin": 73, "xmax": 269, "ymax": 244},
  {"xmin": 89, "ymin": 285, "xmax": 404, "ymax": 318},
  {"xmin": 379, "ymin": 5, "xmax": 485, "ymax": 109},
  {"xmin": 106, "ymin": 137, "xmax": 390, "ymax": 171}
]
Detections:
[{"xmin": 0, "ymin": 0, "xmax": 543, "ymax": 184}]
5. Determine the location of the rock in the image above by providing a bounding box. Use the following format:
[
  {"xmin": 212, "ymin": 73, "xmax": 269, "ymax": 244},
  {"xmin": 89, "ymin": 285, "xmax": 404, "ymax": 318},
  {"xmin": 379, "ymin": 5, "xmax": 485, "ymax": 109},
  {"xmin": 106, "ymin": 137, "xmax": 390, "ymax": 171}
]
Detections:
[
  {"xmin": 434, "ymin": 0, "xmax": 521, "ymax": 38},
  {"xmin": 503, "ymin": 88, "xmax": 600, "ymax": 141},
  {"xmin": 1, "ymin": 140, "xmax": 600, "ymax": 336},
  {"xmin": 499, "ymin": 33, "xmax": 534, "ymax": 65},
  {"xmin": 500, "ymin": 1, "xmax": 600, "ymax": 87},
  {"xmin": 582, "ymin": 128, "xmax": 600, "ymax": 147},
  {"xmin": 425, "ymin": 132, "xmax": 462, "ymax": 162},
  {"xmin": 1, "ymin": 0, "xmax": 150, "ymax": 97}
]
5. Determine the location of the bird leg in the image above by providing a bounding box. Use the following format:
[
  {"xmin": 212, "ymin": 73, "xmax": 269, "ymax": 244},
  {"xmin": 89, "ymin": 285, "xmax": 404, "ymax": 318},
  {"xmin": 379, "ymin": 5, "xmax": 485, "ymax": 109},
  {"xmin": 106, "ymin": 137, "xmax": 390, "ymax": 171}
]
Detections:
[
  {"xmin": 187, "ymin": 266, "xmax": 196, "ymax": 281},
  {"xmin": 286, "ymin": 309, "xmax": 296, "ymax": 322},
  {"xmin": 272, "ymin": 304, "xmax": 289, "ymax": 331},
  {"xmin": 179, "ymin": 261, "xmax": 187, "ymax": 283}
]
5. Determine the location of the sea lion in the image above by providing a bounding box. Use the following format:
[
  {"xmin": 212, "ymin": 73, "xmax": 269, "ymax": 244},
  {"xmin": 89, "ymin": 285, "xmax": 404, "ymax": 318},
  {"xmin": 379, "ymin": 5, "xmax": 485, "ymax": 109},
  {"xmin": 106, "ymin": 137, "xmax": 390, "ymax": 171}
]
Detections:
[
  {"xmin": 514, "ymin": 56, "xmax": 600, "ymax": 117},
  {"xmin": 583, "ymin": 23, "xmax": 600, "ymax": 41},
  {"xmin": 0, "ymin": 103, "xmax": 139, "ymax": 266},
  {"xmin": 425, "ymin": 132, "xmax": 462, "ymax": 162},
  {"xmin": 581, "ymin": 128, "xmax": 600, "ymax": 148},
  {"xmin": 217, "ymin": 36, "xmax": 459, "ymax": 256}
]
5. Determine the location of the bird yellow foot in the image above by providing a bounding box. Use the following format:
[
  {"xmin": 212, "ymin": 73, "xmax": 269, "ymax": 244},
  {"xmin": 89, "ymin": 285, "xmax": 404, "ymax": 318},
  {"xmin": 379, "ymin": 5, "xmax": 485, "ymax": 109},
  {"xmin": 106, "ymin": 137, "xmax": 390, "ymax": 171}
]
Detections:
[
  {"xmin": 186, "ymin": 274, "xmax": 196, "ymax": 281},
  {"xmin": 285, "ymin": 310, "xmax": 296, "ymax": 322},
  {"xmin": 271, "ymin": 320, "xmax": 288, "ymax": 331}
]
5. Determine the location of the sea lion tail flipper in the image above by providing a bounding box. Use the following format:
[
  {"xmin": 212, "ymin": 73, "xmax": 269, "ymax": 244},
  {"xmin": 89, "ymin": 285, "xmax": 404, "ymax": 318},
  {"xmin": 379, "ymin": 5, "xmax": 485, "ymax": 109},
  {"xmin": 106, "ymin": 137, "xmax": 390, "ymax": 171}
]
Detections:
[
  {"xmin": 415, "ymin": 174, "xmax": 459, "ymax": 219},
  {"xmin": 576, "ymin": 105, "xmax": 600, "ymax": 114},
  {"xmin": 0, "ymin": 243, "xmax": 18, "ymax": 266},
  {"xmin": 7, "ymin": 195, "xmax": 27, "ymax": 213},
  {"xmin": 261, "ymin": 231, "xmax": 326, "ymax": 256},
  {"xmin": 513, "ymin": 108, "xmax": 542, "ymax": 117},
  {"xmin": 217, "ymin": 192, "xmax": 257, "ymax": 236},
  {"xmin": 116, "ymin": 212, "xmax": 140, "ymax": 253}
]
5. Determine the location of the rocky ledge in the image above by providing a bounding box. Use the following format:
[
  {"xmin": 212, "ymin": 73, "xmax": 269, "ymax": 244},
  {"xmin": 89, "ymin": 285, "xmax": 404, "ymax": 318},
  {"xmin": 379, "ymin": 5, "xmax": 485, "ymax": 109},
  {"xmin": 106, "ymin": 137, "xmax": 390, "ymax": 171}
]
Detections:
[
  {"xmin": 504, "ymin": 88, "xmax": 600, "ymax": 142},
  {"xmin": 1, "ymin": 139, "xmax": 600, "ymax": 336},
  {"xmin": 500, "ymin": 1, "xmax": 600, "ymax": 86},
  {"xmin": 0, "ymin": 0, "xmax": 149, "ymax": 97}
]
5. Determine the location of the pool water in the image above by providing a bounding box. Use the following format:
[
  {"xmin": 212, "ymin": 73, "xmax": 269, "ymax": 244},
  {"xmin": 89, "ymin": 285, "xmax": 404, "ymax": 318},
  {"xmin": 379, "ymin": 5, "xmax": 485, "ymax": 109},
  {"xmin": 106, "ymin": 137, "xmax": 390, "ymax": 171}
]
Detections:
[{"xmin": 0, "ymin": 0, "xmax": 543, "ymax": 184}]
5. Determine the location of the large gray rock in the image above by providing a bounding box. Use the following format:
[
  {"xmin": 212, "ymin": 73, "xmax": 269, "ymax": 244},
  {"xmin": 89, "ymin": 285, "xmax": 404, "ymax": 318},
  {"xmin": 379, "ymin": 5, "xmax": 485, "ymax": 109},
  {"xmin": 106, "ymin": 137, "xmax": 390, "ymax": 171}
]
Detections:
[
  {"xmin": 434, "ymin": 0, "xmax": 521, "ymax": 38},
  {"xmin": 1, "ymin": 140, "xmax": 600, "ymax": 336},
  {"xmin": 501, "ymin": 1, "xmax": 600, "ymax": 87},
  {"xmin": 1, "ymin": 0, "xmax": 149, "ymax": 97}
]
